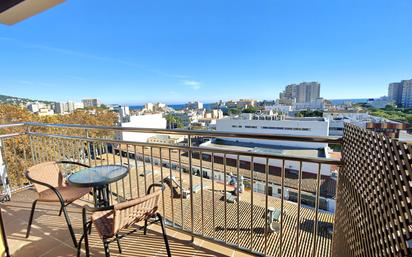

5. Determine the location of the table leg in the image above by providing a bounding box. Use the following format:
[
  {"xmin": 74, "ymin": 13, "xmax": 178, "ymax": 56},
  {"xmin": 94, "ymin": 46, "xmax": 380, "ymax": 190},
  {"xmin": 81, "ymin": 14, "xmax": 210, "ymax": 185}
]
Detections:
[
  {"xmin": 93, "ymin": 186, "xmax": 111, "ymax": 208},
  {"xmin": 92, "ymin": 188, "xmax": 98, "ymax": 207},
  {"xmin": 102, "ymin": 186, "xmax": 108, "ymax": 206}
]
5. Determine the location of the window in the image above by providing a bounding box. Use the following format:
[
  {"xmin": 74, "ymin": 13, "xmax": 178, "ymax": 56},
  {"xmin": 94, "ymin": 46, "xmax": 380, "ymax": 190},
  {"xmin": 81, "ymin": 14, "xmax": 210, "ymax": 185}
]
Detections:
[
  {"xmin": 261, "ymin": 126, "xmax": 311, "ymax": 131},
  {"xmin": 261, "ymin": 126, "xmax": 284, "ymax": 130}
]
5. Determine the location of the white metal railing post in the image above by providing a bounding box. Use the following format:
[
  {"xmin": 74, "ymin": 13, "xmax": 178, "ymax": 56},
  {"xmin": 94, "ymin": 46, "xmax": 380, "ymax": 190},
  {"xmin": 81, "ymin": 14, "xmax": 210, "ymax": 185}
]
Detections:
[
  {"xmin": 188, "ymin": 134, "xmax": 195, "ymax": 242},
  {"xmin": 0, "ymin": 122, "xmax": 344, "ymax": 256},
  {"xmin": 0, "ymin": 139, "xmax": 10, "ymax": 199}
]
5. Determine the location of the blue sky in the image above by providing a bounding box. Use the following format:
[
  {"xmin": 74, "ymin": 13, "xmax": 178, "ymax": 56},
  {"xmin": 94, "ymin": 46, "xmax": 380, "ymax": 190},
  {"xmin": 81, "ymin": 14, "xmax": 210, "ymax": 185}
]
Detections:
[{"xmin": 0, "ymin": 0, "xmax": 411, "ymax": 105}]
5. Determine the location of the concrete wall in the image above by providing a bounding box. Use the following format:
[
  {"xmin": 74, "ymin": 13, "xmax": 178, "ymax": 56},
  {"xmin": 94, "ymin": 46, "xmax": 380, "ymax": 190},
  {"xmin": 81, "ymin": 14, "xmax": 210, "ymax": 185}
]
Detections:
[
  {"xmin": 216, "ymin": 118, "xmax": 329, "ymax": 148},
  {"xmin": 120, "ymin": 114, "xmax": 167, "ymax": 142}
]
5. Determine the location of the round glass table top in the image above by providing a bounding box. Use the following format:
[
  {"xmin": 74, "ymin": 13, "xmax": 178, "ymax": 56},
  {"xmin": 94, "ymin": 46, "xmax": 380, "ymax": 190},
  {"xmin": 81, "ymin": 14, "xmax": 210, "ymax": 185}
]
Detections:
[{"xmin": 68, "ymin": 165, "xmax": 129, "ymax": 188}]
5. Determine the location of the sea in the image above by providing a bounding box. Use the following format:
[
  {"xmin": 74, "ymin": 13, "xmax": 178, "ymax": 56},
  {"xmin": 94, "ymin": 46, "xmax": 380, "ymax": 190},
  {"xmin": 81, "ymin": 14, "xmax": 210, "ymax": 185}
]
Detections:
[
  {"xmin": 130, "ymin": 103, "xmax": 214, "ymax": 111},
  {"xmin": 130, "ymin": 99, "xmax": 369, "ymax": 110},
  {"xmin": 328, "ymin": 98, "xmax": 369, "ymax": 105}
]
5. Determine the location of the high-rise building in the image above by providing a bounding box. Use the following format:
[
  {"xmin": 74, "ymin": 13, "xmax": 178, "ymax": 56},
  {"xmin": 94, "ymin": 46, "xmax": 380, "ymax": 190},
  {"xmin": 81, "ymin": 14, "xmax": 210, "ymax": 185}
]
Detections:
[
  {"xmin": 82, "ymin": 98, "xmax": 101, "ymax": 108},
  {"xmin": 186, "ymin": 101, "xmax": 203, "ymax": 110},
  {"xmin": 388, "ymin": 82, "xmax": 403, "ymax": 106},
  {"xmin": 54, "ymin": 102, "xmax": 65, "ymax": 114},
  {"xmin": 303, "ymin": 82, "xmax": 321, "ymax": 102},
  {"xmin": 66, "ymin": 101, "xmax": 75, "ymax": 113},
  {"xmin": 54, "ymin": 101, "xmax": 84, "ymax": 114},
  {"xmin": 387, "ymin": 79, "xmax": 412, "ymax": 108},
  {"xmin": 279, "ymin": 82, "xmax": 320, "ymax": 104},
  {"xmin": 401, "ymin": 80, "xmax": 412, "ymax": 108}
]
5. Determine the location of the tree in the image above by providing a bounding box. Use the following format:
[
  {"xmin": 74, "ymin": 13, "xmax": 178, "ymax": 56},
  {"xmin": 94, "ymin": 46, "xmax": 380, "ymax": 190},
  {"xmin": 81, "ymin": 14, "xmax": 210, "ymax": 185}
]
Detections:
[
  {"xmin": 228, "ymin": 108, "xmax": 241, "ymax": 115},
  {"xmin": 242, "ymin": 106, "xmax": 258, "ymax": 113},
  {"xmin": 165, "ymin": 114, "xmax": 184, "ymax": 129},
  {"xmin": 384, "ymin": 104, "xmax": 396, "ymax": 111},
  {"xmin": 296, "ymin": 110, "xmax": 323, "ymax": 117},
  {"xmin": 0, "ymin": 104, "xmax": 118, "ymax": 187}
]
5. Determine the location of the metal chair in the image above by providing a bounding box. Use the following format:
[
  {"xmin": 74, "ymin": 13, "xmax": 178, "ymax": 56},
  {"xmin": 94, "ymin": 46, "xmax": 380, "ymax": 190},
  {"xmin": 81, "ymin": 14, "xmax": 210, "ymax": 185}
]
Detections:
[
  {"xmin": 77, "ymin": 183, "xmax": 171, "ymax": 257},
  {"xmin": 0, "ymin": 195, "xmax": 10, "ymax": 257},
  {"xmin": 25, "ymin": 161, "xmax": 92, "ymax": 247}
]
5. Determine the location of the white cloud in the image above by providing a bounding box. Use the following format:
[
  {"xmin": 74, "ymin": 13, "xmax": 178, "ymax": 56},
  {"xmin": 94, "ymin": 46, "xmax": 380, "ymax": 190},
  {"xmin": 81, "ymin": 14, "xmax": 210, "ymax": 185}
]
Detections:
[{"xmin": 182, "ymin": 80, "xmax": 201, "ymax": 90}]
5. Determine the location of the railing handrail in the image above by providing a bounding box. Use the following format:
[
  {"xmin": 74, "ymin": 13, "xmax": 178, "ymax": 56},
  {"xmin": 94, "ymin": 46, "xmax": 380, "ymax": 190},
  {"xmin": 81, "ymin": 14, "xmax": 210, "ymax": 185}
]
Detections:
[
  {"xmin": 1, "ymin": 121, "xmax": 342, "ymax": 256},
  {"xmin": 0, "ymin": 132, "xmax": 26, "ymax": 139},
  {"xmin": 5, "ymin": 122, "xmax": 343, "ymax": 144},
  {"xmin": 0, "ymin": 123, "xmax": 25, "ymax": 129},
  {"xmin": 27, "ymin": 131, "xmax": 343, "ymax": 165}
]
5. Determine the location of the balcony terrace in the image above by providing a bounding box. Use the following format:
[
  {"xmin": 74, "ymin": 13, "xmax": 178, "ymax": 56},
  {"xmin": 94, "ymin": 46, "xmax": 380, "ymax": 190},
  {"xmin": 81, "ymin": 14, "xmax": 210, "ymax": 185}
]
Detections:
[
  {"xmin": 2, "ymin": 189, "xmax": 253, "ymax": 257},
  {"xmin": 0, "ymin": 122, "xmax": 411, "ymax": 257}
]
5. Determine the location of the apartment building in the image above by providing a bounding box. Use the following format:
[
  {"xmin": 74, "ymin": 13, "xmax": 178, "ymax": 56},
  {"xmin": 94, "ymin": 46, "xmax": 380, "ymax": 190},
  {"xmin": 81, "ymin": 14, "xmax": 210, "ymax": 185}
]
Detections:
[
  {"xmin": 294, "ymin": 98, "xmax": 325, "ymax": 110},
  {"xmin": 401, "ymin": 80, "xmax": 412, "ymax": 108},
  {"xmin": 118, "ymin": 113, "xmax": 167, "ymax": 142},
  {"xmin": 186, "ymin": 101, "xmax": 203, "ymax": 110},
  {"xmin": 388, "ymin": 79, "xmax": 412, "ymax": 107},
  {"xmin": 265, "ymin": 104, "xmax": 293, "ymax": 113},
  {"xmin": 82, "ymin": 98, "xmax": 101, "ymax": 108},
  {"xmin": 237, "ymin": 99, "xmax": 257, "ymax": 108},
  {"xmin": 216, "ymin": 113, "xmax": 329, "ymax": 148},
  {"xmin": 388, "ymin": 82, "xmax": 403, "ymax": 106},
  {"xmin": 54, "ymin": 101, "xmax": 84, "ymax": 114},
  {"xmin": 279, "ymin": 82, "xmax": 320, "ymax": 104},
  {"xmin": 147, "ymin": 134, "xmax": 185, "ymax": 145}
]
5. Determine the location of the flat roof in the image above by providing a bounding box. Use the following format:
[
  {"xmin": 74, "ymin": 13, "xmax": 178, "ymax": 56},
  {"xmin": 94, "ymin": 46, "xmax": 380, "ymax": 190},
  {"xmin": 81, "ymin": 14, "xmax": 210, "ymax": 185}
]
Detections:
[
  {"xmin": 205, "ymin": 138, "xmax": 324, "ymax": 158},
  {"xmin": 284, "ymin": 117, "xmax": 326, "ymax": 121}
]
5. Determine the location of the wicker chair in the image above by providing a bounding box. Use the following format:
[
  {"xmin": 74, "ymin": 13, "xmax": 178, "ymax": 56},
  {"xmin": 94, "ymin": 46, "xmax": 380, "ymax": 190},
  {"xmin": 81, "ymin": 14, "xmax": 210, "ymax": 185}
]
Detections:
[
  {"xmin": 25, "ymin": 161, "xmax": 92, "ymax": 247},
  {"xmin": 77, "ymin": 183, "xmax": 171, "ymax": 257}
]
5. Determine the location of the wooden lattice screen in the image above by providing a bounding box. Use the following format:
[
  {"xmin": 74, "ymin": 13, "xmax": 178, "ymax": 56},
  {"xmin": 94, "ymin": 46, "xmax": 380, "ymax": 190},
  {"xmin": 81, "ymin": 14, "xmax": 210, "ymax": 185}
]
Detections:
[{"xmin": 333, "ymin": 123, "xmax": 412, "ymax": 256}]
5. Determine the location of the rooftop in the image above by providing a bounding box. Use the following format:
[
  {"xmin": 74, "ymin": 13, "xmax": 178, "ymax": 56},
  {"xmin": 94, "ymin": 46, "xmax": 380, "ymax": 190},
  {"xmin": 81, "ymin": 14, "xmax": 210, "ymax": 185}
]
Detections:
[{"xmin": 202, "ymin": 139, "xmax": 324, "ymax": 158}]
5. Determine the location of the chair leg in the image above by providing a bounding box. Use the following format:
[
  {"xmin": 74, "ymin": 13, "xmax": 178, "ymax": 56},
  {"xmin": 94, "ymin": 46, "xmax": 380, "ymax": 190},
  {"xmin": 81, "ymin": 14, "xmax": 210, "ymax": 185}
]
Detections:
[
  {"xmin": 58, "ymin": 205, "xmax": 63, "ymax": 216},
  {"xmin": 77, "ymin": 232, "xmax": 84, "ymax": 257},
  {"xmin": 115, "ymin": 234, "xmax": 122, "ymax": 253},
  {"xmin": 103, "ymin": 241, "xmax": 110, "ymax": 257},
  {"xmin": 26, "ymin": 200, "xmax": 37, "ymax": 238},
  {"xmin": 157, "ymin": 213, "xmax": 171, "ymax": 257},
  {"xmin": 143, "ymin": 218, "xmax": 148, "ymax": 235},
  {"xmin": 88, "ymin": 222, "xmax": 92, "ymax": 235},
  {"xmin": 79, "ymin": 209, "xmax": 91, "ymax": 257},
  {"xmin": 61, "ymin": 203, "xmax": 78, "ymax": 248},
  {"xmin": 84, "ymin": 222, "xmax": 90, "ymax": 257}
]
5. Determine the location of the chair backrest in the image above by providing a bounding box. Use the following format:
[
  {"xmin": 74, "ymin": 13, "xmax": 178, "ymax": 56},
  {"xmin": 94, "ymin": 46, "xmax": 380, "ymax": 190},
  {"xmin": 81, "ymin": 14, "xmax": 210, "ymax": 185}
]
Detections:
[
  {"xmin": 25, "ymin": 162, "xmax": 64, "ymax": 193},
  {"xmin": 113, "ymin": 189, "xmax": 162, "ymax": 234}
]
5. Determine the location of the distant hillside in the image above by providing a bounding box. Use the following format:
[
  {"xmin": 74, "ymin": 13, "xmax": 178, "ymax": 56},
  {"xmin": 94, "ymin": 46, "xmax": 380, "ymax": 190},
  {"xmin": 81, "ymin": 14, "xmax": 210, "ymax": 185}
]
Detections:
[{"xmin": 0, "ymin": 94, "xmax": 54, "ymax": 106}]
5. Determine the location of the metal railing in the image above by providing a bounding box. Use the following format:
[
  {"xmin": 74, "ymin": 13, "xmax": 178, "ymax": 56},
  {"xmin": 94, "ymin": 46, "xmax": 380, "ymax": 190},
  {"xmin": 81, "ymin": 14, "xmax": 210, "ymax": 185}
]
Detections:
[{"xmin": 0, "ymin": 122, "xmax": 342, "ymax": 257}]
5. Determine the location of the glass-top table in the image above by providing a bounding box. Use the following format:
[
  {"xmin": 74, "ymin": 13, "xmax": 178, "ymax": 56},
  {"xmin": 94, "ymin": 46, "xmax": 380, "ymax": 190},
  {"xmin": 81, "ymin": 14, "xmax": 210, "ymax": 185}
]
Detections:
[{"xmin": 68, "ymin": 165, "xmax": 129, "ymax": 207}]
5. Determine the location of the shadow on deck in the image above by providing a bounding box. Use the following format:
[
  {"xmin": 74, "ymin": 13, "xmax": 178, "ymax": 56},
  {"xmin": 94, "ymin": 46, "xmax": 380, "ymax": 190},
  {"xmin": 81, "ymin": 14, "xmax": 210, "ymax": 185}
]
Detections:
[{"xmin": 1, "ymin": 189, "xmax": 252, "ymax": 257}]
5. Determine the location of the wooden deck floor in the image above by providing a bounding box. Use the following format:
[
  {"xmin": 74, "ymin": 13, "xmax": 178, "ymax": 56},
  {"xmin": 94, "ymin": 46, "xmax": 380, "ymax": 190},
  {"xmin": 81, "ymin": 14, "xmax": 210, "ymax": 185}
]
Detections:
[{"xmin": 97, "ymin": 155, "xmax": 334, "ymax": 257}]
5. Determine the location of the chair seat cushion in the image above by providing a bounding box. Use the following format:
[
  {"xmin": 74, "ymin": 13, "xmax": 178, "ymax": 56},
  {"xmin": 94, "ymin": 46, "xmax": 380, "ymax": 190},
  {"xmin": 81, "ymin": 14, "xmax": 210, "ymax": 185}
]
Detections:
[
  {"xmin": 38, "ymin": 186, "xmax": 91, "ymax": 203},
  {"xmin": 92, "ymin": 210, "xmax": 115, "ymax": 239}
]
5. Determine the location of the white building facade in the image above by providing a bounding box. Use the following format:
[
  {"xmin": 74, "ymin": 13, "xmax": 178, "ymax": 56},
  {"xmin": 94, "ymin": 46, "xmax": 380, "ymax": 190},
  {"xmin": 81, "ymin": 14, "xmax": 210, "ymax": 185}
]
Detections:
[
  {"xmin": 119, "ymin": 114, "xmax": 167, "ymax": 142},
  {"xmin": 215, "ymin": 115, "xmax": 329, "ymax": 149}
]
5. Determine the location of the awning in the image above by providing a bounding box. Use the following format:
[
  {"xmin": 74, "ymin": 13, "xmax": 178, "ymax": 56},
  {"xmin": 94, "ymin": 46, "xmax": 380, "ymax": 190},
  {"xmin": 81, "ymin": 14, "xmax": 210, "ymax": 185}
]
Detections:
[{"xmin": 0, "ymin": 0, "xmax": 64, "ymax": 25}]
